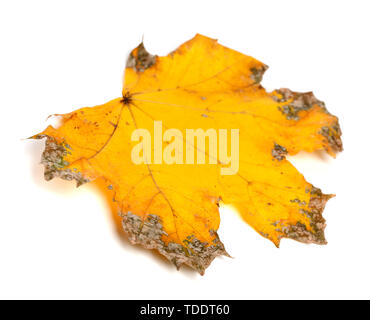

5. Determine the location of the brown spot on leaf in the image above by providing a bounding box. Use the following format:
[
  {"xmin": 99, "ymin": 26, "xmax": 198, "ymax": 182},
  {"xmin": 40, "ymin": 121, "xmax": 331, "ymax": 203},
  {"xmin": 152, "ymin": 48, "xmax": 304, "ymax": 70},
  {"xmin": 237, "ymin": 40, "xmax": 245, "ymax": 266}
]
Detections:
[
  {"xmin": 126, "ymin": 43, "xmax": 157, "ymax": 72},
  {"xmin": 36, "ymin": 135, "xmax": 89, "ymax": 187},
  {"xmin": 320, "ymin": 124, "xmax": 343, "ymax": 153},
  {"xmin": 250, "ymin": 65, "xmax": 268, "ymax": 84},
  {"xmin": 273, "ymin": 89, "xmax": 327, "ymax": 120},
  {"xmin": 272, "ymin": 143, "xmax": 287, "ymax": 161},
  {"xmin": 121, "ymin": 212, "xmax": 228, "ymax": 275},
  {"xmin": 277, "ymin": 186, "xmax": 332, "ymax": 245}
]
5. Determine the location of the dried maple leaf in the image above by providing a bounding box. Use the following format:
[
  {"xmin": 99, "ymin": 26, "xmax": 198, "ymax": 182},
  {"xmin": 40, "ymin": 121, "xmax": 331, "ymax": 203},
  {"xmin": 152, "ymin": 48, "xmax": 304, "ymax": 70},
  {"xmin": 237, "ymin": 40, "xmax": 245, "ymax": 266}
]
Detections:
[{"xmin": 31, "ymin": 34, "xmax": 342, "ymax": 274}]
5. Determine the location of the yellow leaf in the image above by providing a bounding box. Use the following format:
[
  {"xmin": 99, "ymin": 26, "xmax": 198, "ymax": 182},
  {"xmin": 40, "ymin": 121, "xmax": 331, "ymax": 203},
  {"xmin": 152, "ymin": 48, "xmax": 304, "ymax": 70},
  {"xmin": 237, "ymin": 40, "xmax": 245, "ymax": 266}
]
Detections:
[{"xmin": 32, "ymin": 34, "xmax": 342, "ymax": 274}]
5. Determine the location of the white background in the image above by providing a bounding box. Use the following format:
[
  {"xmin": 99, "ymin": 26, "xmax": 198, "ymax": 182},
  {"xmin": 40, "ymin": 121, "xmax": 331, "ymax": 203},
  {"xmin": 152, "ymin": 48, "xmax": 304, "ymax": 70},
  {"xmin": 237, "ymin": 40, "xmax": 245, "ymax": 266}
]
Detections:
[{"xmin": 1, "ymin": 0, "xmax": 369, "ymax": 299}]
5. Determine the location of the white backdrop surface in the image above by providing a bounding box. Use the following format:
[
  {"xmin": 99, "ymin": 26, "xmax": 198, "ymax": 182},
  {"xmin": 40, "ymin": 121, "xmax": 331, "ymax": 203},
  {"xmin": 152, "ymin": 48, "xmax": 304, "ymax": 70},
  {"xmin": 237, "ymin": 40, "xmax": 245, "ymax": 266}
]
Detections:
[{"xmin": 0, "ymin": 0, "xmax": 369, "ymax": 299}]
